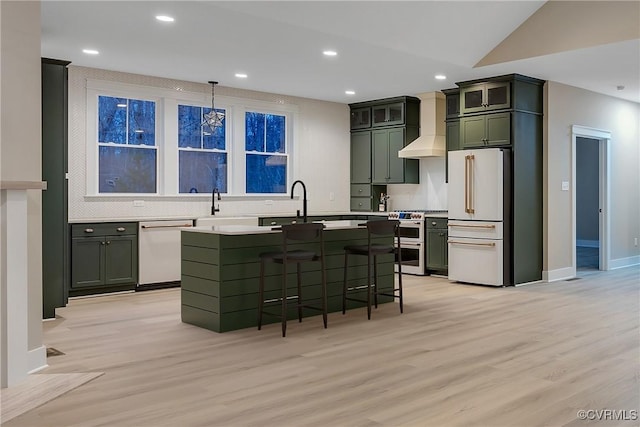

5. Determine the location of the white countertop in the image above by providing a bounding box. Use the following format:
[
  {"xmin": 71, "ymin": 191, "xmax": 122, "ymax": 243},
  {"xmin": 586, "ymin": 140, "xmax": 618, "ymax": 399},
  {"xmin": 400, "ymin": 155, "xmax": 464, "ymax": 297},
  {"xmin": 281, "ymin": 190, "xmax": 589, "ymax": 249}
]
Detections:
[{"xmin": 185, "ymin": 220, "xmax": 367, "ymax": 235}]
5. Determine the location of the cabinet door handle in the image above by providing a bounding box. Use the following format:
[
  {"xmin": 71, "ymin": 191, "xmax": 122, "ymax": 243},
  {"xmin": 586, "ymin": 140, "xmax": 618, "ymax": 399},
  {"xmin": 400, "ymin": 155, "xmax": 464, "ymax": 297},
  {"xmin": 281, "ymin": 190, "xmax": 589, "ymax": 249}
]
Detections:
[
  {"xmin": 106, "ymin": 241, "xmax": 111, "ymax": 245},
  {"xmin": 85, "ymin": 228, "xmax": 94, "ymax": 233},
  {"xmin": 100, "ymin": 241, "xmax": 105, "ymax": 245},
  {"xmin": 270, "ymin": 221, "xmax": 277, "ymax": 225},
  {"xmin": 116, "ymin": 227, "xmax": 126, "ymax": 232},
  {"xmin": 431, "ymin": 221, "xmax": 437, "ymax": 226}
]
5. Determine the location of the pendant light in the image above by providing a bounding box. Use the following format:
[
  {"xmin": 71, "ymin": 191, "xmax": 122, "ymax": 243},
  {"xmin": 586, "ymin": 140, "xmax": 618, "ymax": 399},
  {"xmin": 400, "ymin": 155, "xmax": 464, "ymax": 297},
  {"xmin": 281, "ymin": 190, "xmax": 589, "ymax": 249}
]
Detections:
[{"xmin": 202, "ymin": 80, "xmax": 225, "ymax": 131}]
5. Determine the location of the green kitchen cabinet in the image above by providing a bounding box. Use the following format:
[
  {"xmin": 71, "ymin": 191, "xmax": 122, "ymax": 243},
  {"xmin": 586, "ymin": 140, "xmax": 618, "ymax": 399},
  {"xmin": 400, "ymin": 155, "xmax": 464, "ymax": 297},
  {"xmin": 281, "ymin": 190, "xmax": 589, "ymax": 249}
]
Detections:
[
  {"xmin": 42, "ymin": 58, "xmax": 71, "ymax": 318},
  {"xmin": 348, "ymin": 96, "xmax": 420, "ymax": 211},
  {"xmin": 351, "ymin": 131, "xmax": 371, "ymax": 183},
  {"xmin": 372, "ymin": 102, "xmax": 405, "ymax": 127},
  {"xmin": 350, "ymin": 107, "xmax": 371, "ymax": 129},
  {"xmin": 426, "ymin": 218, "xmax": 448, "ymax": 273},
  {"xmin": 460, "ymin": 81, "xmax": 510, "ymax": 114},
  {"xmin": 372, "ymin": 127, "xmax": 419, "ymax": 184},
  {"xmin": 70, "ymin": 222, "xmax": 138, "ymax": 296},
  {"xmin": 460, "ymin": 112, "xmax": 510, "ymax": 148},
  {"xmin": 442, "ymin": 88, "xmax": 460, "ymax": 184}
]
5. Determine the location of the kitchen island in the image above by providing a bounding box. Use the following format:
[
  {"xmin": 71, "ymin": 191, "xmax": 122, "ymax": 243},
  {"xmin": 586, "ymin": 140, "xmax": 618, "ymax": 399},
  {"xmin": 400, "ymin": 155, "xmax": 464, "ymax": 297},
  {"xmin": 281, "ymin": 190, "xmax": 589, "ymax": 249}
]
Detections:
[{"xmin": 181, "ymin": 220, "xmax": 395, "ymax": 332}]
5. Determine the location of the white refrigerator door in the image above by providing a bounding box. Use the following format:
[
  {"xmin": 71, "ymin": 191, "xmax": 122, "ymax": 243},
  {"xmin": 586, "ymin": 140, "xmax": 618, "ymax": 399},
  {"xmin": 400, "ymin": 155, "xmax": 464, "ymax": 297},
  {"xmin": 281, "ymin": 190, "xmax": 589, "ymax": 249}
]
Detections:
[
  {"xmin": 448, "ymin": 236, "xmax": 504, "ymax": 286},
  {"xmin": 448, "ymin": 149, "xmax": 503, "ymax": 221}
]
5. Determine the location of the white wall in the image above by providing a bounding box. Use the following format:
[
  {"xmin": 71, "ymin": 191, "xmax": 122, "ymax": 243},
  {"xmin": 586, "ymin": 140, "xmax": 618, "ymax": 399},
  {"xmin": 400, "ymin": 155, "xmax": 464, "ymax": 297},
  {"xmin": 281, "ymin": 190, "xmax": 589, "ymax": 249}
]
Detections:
[
  {"xmin": 545, "ymin": 81, "xmax": 640, "ymax": 276},
  {"xmin": 67, "ymin": 67, "xmax": 350, "ymax": 221},
  {"xmin": 386, "ymin": 157, "xmax": 447, "ymax": 211},
  {"xmin": 0, "ymin": 0, "xmax": 45, "ymax": 382}
]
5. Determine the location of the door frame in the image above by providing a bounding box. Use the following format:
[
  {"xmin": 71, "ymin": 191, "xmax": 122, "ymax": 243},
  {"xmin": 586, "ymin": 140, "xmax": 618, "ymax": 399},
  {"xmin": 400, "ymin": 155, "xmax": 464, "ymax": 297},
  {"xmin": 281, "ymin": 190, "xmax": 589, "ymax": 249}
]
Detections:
[{"xmin": 571, "ymin": 125, "xmax": 611, "ymax": 273}]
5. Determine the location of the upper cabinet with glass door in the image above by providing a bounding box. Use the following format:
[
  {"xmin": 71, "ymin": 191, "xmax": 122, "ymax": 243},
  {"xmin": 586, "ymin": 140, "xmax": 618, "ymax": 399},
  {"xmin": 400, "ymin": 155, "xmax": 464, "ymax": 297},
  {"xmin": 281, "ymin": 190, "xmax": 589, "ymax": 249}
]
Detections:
[
  {"xmin": 460, "ymin": 81, "xmax": 510, "ymax": 114},
  {"xmin": 350, "ymin": 107, "xmax": 371, "ymax": 129},
  {"xmin": 372, "ymin": 102, "xmax": 405, "ymax": 127}
]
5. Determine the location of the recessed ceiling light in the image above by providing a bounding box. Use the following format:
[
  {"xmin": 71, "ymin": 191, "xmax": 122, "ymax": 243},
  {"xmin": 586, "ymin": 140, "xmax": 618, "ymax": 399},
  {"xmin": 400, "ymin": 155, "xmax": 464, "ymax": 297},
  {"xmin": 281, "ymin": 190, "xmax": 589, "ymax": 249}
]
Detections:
[
  {"xmin": 155, "ymin": 15, "xmax": 174, "ymax": 22},
  {"xmin": 323, "ymin": 50, "xmax": 337, "ymax": 57},
  {"xmin": 345, "ymin": 90, "xmax": 355, "ymax": 95},
  {"xmin": 235, "ymin": 73, "xmax": 248, "ymax": 78},
  {"xmin": 435, "ymin": 74, "xmax": 447, "ymax": 80},
  {"xmin": 82, "ymin": 49, "xmax": 99, "ymax": 55}
]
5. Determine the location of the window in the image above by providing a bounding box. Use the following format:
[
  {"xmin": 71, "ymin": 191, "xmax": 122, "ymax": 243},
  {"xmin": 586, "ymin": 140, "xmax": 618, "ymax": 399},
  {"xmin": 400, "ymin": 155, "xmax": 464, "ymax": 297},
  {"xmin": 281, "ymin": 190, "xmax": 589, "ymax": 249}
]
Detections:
[
  {"xmin": 177, "ymin": 104, "xmax": 227, "ymax": 194},
  {"xmin": 245, "ymin": 111, "xmax": 287, "ymax": 193},
  {"xmin": 86, "ymin": 80, "xmax": 298, "ymax": 197},
  {"xmin": 98, "ymin": 96, "xmax": 157, "ymax": 193}
]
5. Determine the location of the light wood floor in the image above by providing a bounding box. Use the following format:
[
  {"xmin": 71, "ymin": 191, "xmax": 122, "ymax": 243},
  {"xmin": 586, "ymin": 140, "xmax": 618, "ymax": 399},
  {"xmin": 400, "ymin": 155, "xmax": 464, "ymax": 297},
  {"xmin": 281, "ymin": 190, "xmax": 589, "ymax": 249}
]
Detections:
[{"xmin": 4, "ymin": 267, "xmax": 639, "ymax": 427}]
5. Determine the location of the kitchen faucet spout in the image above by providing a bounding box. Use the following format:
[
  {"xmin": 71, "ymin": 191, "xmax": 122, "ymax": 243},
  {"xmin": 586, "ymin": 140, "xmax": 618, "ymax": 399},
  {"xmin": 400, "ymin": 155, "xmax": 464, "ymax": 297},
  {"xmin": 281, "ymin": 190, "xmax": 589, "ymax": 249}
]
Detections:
[
  {"xmin": 211, "ymin": 187, "xmax": 221, "ymax": 215},
  {"xmin": 290, "ymin": 180, "xmax": 307, "ymax": 223}
]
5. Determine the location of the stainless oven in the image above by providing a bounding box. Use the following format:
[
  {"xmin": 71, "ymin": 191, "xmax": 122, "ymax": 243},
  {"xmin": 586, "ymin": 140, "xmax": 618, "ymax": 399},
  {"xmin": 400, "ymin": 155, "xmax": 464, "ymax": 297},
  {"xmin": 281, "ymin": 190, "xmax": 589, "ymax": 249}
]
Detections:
[
  {"xmin": 388, "ymin": 211, "xmax": 426, "ymax": 275},
  {"xmin": 388, "ymin": 210, "xmax": 447, "ymax": 275}
]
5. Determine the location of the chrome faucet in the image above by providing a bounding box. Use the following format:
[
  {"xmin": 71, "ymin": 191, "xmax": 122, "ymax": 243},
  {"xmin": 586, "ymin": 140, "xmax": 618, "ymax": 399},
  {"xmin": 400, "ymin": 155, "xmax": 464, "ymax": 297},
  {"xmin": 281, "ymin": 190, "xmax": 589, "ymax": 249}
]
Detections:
[
  {"xmin": 290, "ymin": 180, "xmax": 307, "ymax": 223},
  {"xmin": 211, "ymin": 187, "xmax": 221, "ymax": 215}
]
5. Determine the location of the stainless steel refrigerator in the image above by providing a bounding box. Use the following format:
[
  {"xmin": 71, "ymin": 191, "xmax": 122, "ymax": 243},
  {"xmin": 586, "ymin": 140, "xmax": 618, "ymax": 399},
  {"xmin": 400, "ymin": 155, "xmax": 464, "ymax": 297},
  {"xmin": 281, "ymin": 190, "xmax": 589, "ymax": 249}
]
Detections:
[{"xmin": 447, "ymin": 148, "xmax": 512, "ymax": 286}]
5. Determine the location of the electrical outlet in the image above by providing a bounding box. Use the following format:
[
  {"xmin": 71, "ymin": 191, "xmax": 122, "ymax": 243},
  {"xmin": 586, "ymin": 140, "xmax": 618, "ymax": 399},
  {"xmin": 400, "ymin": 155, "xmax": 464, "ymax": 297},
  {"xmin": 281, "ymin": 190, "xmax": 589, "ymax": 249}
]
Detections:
[
  {"xmin": 265, "ymin": 199, "xmax": 273, "ymax": 205},
  {"xmin": 561, "ymin": 181, "xmax": 570, "ymax": 191},
  {"xmin": 133, "ymin": 200, "xmax": 144, "ymax": 207},
  {"xmin": 329, "ymin": 192, "xmax": 335, "ymax": 201},
  {"xmin": 634, "ymin": 237, "xmax": 638, "ymax": 247}
]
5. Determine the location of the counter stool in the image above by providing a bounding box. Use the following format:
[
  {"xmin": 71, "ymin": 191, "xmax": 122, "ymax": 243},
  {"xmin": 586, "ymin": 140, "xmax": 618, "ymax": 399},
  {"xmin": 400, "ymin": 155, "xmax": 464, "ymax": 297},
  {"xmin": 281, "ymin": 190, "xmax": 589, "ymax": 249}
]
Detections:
[
  {"xmin": 342, "ymin": 219, "xmax": 402, "ymax": 319},
  {"xmin": 257, "ymin": 222, "xmax": 327, "ymax": 337}
]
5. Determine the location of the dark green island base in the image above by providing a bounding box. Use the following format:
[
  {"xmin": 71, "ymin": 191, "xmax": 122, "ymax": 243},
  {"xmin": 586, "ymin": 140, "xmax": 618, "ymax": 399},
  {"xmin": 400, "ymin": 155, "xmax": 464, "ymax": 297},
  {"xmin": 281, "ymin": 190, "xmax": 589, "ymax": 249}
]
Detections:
[{"xmin": 181, "ymin": 221, "xmax": 395, "ymax": 333}]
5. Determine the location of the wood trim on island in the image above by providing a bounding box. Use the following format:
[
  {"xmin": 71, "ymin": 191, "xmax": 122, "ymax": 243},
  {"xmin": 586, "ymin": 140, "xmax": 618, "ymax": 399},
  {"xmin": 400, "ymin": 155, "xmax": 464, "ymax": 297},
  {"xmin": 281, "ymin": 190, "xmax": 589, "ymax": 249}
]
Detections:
[{"xmin": 181, "ymin": 224, "xmax": 395, "ymax": 333}]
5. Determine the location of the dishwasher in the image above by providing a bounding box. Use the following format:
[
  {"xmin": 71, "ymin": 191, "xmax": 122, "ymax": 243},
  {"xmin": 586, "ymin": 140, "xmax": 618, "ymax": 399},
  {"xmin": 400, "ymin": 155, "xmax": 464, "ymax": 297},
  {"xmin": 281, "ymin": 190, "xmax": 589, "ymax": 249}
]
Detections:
[{"xmin": 138, "ymin": 219, "xmax": 193, "ymax": 289}]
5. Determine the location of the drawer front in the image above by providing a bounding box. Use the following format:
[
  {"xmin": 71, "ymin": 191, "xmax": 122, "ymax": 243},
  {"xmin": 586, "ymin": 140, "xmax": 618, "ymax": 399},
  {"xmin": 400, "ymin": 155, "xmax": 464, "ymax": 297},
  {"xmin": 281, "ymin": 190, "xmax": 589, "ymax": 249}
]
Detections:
[
  {"xmin": 448, "ymin": 237, "xmax": 503, "ymax": 286},
  {"xmin": 448, "ymin": 220, "xmax": 503, "ymax": 239},
  {"xmin": 426, "ymin": 218, "xmax": 448, "ymax": 229},
  {"xmin": 350, "ymin": 184, "xmax": 371, "ymax": 197},
  {"xmin": 71, "ymin": 222, "xmax": 137, "ymax": 237},
  {"xmin": 350, "ymin": 197, "xmax": 372, "ymax": 212}
]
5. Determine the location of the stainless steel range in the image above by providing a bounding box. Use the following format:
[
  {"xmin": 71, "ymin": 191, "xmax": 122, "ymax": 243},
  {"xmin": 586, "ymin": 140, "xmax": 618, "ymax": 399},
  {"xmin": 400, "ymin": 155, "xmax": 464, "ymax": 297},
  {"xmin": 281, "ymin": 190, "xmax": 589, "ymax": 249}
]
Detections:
[{"xmin": 388, "ymin": 210, "xmax": 447, "ymax": 275}]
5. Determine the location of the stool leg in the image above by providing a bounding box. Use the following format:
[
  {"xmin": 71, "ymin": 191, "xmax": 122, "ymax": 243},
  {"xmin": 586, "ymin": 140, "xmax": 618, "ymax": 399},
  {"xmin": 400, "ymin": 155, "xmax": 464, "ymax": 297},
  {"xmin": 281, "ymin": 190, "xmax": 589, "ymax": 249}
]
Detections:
[
  {"xmin": 398, "ymin": 256, "xmax": 403, "ymax": 313},
  {"xmin": 258, "ymin": 259, "xmax": 265, "ymax": 330},
  {"xmin": 282, "ymin": 262, "xmax": 287, "ymax": 337},
  {"xmin": 342, "ymin": 252, "xmax": 349, "ymax": 314},
  {"xmin": 366, "ymin": 253, "xmax": 372, "ymax": 320},
  {"xmin": 321, "ymin": 253, "xmax": 327, "ymax": 328},
  {"xmin": 296, "ymin": 262, "xmax": 303, "ymax": 323},
  {"xmin": 373, "ymin": 255, "xmax": 379, "ymax": 309}
]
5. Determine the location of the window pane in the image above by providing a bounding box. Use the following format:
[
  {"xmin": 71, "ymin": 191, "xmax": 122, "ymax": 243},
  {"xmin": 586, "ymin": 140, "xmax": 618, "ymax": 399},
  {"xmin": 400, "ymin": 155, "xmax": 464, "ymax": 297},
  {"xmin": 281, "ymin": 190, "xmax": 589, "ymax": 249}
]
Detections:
[
  {"xmin": 266, "ymin": 114, "xmax": 285, "ymax": 153},
  {"xmin": 98, "ymin": 96, "xmax": 127, "ymax": 144},
  {"xmin": 246, "ymin": 154, "xmax": 286, "ymax": 193},
  {"xmin": 178, "ymin": 105, "xmax": 202, "ymax": 148},
  {"xmin": 203, "ymin": 107, "xmax": 226, "ymax": 150},
  {"xmin": 99, "ymin": 146, "xmax": 156, "ymax": 193},
  {"xmin": 179, "ymin": 151, "xmax": 227, "ymax": 193},
  {"xmin": 128, "ymin": 99, "xmax": 155, "ymax": 146},
  {"xmin": 245, "ymin": 112, "xmax": 265, "ymax": 152}
]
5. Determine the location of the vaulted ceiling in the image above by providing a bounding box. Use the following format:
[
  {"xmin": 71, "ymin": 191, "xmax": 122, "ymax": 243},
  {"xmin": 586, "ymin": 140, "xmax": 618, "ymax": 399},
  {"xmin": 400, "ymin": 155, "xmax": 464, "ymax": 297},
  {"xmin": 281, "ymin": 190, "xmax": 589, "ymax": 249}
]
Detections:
[{"xmin": 41, "ymin": 1, "xmax": 640, "ymax": 103}]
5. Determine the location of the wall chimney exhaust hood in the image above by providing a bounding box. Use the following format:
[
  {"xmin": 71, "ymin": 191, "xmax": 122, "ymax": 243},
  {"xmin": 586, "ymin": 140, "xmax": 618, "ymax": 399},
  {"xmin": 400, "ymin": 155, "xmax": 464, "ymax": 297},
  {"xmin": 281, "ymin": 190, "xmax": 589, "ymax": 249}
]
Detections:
[{"xmin": 398, "ymin": 91, "xmax": 446, "ymax": 158}]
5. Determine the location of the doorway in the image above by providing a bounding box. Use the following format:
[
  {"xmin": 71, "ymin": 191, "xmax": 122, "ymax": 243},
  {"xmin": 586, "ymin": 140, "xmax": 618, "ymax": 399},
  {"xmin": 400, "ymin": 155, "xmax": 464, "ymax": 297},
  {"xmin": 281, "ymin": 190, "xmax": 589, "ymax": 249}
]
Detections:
[
  {"xmin": 576, "ymin": 137, "xmax": 599, "ymax": 270},
  {"xmin": 571, "ymin": 125, "xmax": 611, "ymax": 275}
]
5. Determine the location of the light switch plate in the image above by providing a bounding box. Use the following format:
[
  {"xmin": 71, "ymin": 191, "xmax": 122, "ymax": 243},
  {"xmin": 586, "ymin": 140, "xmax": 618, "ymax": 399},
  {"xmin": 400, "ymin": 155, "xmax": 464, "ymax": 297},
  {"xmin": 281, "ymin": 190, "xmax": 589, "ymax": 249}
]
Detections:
[
  {"xmin": 561, "ymin": 181, "xmax": 570, "ymax": 191},
  {"xmin": 133, "ymin": 200, "xmax": 145, "ymax": 207}
]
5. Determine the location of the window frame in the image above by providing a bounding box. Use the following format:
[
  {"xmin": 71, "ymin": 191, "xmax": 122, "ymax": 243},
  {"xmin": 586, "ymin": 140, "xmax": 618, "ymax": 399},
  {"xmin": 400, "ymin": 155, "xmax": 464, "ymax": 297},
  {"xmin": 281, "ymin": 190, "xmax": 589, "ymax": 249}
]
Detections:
[{"xmin": 85, "ymin": 79, "xmax": 298, "ymax": 198}]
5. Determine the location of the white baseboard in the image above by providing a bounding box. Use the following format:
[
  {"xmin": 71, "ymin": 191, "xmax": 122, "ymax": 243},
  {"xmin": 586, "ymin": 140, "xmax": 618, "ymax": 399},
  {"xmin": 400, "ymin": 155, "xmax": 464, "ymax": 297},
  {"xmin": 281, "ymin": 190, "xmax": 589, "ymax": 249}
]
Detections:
[
  {"xmin": 609, "ymin": 255, "xmax": 640, "ymax": 270},
  {"xmin": 576, "ymin": 239, "xmax": 599, "ymax": 248},
  {"xmin": 542, "ymin": 267, "xmax": 576, "ymax": 282},
  {"xmin": 27, "ymin": 345, "xmax": 48, "ymax": 374}
]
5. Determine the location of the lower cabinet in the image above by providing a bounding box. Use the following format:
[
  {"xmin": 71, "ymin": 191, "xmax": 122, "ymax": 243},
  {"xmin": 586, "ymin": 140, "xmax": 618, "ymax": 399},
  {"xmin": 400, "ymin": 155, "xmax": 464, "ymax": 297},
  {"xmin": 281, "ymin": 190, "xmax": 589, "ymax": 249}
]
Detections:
[
  {"xmin": 70, "ymin": 222, "xmax": 138, "ymax": 296},
  {"xmin": 426, "ymin": 218, "xmax": 448, "ymax": 274}
]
